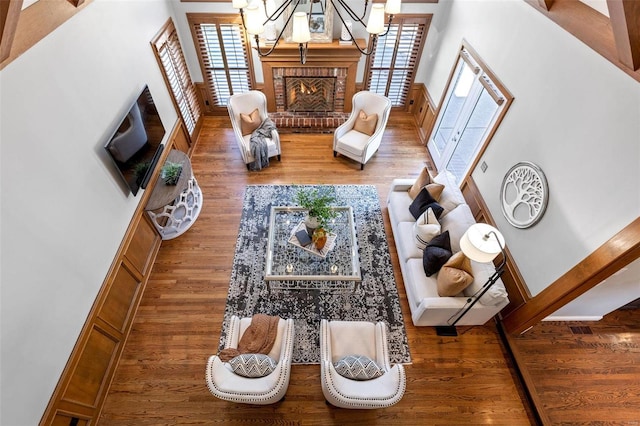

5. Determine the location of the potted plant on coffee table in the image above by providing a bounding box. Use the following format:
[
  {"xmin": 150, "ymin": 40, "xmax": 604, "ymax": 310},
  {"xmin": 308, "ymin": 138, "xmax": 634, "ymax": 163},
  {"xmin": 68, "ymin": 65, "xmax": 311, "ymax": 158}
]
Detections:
[{"xmin": 294, "ymin": 187, "xmax": 338, "ymax": 244}]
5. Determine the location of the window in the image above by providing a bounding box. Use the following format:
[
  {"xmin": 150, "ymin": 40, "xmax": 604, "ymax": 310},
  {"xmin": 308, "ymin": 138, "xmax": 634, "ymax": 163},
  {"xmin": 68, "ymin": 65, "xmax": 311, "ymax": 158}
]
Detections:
[
  {"xmin": 428, "ymin": 43, "xmax": 513, "ymax": 184},
  {"xmin": 151, "ymin": 19, "xmax": 202, "ymax": 137},
  {"xmin": 364, "ymin": 15, "xmax": 430, "ymax": 107},
  {"xmin": 188, "ymin": 14, "xmax": 254, "ymax": 111}
]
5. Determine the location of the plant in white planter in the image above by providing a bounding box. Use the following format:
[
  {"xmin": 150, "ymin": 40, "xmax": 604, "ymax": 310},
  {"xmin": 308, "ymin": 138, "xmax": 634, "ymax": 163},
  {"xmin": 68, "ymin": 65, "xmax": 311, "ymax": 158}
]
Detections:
[{"xmin": 295, "ymin": 186, "xmax": 337, "ymax": 234}]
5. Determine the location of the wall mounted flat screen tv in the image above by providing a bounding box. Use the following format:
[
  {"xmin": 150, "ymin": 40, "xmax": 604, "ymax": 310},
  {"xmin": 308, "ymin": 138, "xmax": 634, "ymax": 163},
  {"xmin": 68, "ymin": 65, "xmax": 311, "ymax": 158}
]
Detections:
[{"xmin": 104, "ymin": 85, "xmax": 165, "ymax": 195}]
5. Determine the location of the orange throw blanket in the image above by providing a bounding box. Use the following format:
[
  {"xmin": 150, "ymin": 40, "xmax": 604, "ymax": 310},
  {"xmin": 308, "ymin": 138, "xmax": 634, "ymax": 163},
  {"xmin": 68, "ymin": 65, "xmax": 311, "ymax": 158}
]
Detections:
[{"xmin": 219, "ymin": 314, "xmax": 280, "ymax": 362}]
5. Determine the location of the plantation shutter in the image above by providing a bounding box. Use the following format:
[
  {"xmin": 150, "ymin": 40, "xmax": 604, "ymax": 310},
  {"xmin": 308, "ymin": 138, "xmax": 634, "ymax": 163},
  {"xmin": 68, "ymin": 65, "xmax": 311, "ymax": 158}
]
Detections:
[
  {"xmin": 189, "ymin": 14, "xmax": 253, "ymax": 109},
  {"xmin": 365, "ymin": 16, "xmax": 429, "ymax": 107},
  {"xmin": 152, "ymin": 19, "xmax": 202, "ymax": 135}
]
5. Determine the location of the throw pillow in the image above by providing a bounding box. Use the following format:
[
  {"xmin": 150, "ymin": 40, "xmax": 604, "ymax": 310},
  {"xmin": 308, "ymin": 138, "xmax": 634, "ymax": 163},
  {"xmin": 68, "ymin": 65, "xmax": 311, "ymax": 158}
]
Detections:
[
  {"xmin": 353, "ymin": 110, "xmax": 378, "ymax": 136},
  {"xmin": 240, "ymin": 108, "xmax": 261, "ymax": 135},
  {"xmin": 437, "ymin": 251, "xmax": 474, "ymax": 297},
  {"xmin": 409, "ymin": 187, "xmax": 444, "ymax": 220},
  {"xmin": 408, "ymin": 167, "xmax": 434, "ymax": 199},
  {"xmin": 413, "ymin": 207, "xmax": 441, "ymax": 249},
  {"xmin": 334, "ymin": 354, "xmax": 384, "ymax": 381},
  {"xmin": 228, "ymin": 353, "xmax": 277, "ymax": 378},
  {"xmin": 422, "ymin": 230, "xmax": 453, "ymax": 276},
  {"xmin": 425, "ymin": 183, "xmax": 445, "ymax": 201}
]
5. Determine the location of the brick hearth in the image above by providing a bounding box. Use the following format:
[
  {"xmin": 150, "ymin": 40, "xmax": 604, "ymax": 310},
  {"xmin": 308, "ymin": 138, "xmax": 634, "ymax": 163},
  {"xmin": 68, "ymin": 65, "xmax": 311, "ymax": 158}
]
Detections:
[{"xmin": 270, "ymin": 111, "xmax": 350, "ymax": 133}]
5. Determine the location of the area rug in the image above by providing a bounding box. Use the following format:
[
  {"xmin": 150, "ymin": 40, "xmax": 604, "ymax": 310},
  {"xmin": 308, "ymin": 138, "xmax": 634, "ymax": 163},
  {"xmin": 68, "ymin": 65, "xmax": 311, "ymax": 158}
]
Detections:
[{"xmin": 218, "ymin": 184, "xmax": 411, "ymax": 364}]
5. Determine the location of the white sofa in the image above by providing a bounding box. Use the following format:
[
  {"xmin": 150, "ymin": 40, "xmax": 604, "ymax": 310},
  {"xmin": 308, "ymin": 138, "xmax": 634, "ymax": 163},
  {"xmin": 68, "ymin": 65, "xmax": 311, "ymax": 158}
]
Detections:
[{"xmin": 387, "ymin": 170, "xmax": 509, "ymax": 326}]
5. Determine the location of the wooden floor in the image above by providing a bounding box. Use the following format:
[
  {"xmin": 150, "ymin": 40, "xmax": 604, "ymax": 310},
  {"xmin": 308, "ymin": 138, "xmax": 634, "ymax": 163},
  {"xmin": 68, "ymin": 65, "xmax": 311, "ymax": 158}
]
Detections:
[
  {"xmin": 99, "ymin": 112, "xmax": 536, "ymax": 425},
  {"xmin": 505, "ymin": 308, "xmax": 640, "ymax": 425}
]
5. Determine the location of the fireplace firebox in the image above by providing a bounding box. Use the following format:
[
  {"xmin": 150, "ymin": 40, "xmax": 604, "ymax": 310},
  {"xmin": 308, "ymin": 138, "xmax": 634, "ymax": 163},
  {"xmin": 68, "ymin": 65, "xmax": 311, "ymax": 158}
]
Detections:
[{"xmin": 285, "ymin": 76, "xmax": 336, "ymax": 112}]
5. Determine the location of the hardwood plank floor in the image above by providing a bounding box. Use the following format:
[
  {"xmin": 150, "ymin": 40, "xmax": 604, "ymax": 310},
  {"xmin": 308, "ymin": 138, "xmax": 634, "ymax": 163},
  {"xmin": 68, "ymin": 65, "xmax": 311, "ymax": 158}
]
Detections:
[
  {"xmin": 99, "ymin": 112, "xmax": 536, "ymax": 425},
  {"xmin": 505, "ymin": 308, "xmax": 640, "ymax": 425}
]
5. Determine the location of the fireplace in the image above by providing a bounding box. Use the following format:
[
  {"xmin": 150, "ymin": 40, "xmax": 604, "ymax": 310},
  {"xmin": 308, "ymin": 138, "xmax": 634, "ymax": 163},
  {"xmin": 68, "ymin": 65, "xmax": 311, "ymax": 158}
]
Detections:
[
  {"xmin": 285, "ymin": 77, "xmax": 336, "ymax": 112},
  {"xmin": 256, "ymin": 40, "xmax": 362, "ymax": 131}
]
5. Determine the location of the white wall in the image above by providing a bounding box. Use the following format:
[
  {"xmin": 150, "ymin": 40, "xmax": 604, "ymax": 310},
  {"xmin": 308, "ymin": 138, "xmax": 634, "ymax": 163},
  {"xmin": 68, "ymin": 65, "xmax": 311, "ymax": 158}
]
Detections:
[
  {"xmin": 0, "ymin": 1, "xmax": 177, "ymax": 424},
  {"xmin": 422, "ymin": 0, "xmax": 640, "ymax": 312}
]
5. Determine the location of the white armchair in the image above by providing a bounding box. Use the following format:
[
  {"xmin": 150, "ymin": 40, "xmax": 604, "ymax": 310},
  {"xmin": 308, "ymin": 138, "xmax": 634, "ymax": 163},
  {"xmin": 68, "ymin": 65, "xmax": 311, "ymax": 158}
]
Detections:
[
  {"xmin": 333, "ymin": 91, "xmax": 392, "ymax": 170},
  {"xmin": 320, "ymin": 319, "xmax": 406, "ymax": 409},
  {"xmin": 227, "ymin": 91, "xmax": 281, "ymax": 170},
  {"xmin": 206, "ymin": 315, "xmax": 295, "ymax": 404}
]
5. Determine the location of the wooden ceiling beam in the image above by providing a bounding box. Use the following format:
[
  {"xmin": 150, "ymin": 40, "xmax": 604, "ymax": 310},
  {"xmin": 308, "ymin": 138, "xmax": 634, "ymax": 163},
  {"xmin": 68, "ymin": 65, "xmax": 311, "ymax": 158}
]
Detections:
[
  {"xmin": 607, "ymin": 0, "xmax": 640, "ymax": 70},
  {"xmin": 0, "ymin": 0, "xmax": 23, "ymax": 63}
]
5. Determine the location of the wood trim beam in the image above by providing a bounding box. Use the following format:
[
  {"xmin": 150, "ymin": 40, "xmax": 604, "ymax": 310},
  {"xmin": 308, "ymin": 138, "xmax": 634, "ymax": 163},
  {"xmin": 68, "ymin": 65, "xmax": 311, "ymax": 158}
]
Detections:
[
  {"xmin": 501, "ymin": 217, "xmax": 640, "ymax": 334},
  {"xmin": 537, "ymin": 0, "xmax": 554, "ymax": 11},
  {"xmin": 607, "ymin": 0, "xmax": 640, "ymax": 70},
  {"xmin": 524, "ymin": 0, "xmax": 640, "ymax": 82},
  {"xmin": 0, "ymin": 0, "xmax": 23, "ymax": 63},
  {"xmin": 0, "ymin": 0, "xmax": 92, "ymax": 71}
]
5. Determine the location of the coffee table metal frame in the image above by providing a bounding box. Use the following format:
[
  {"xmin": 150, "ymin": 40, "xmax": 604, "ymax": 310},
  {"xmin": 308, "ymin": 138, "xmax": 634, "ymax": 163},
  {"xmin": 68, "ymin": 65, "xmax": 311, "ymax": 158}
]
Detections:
[{"xmin": 264, "ymin": 206, "xmax": 361, "ymax": 291}]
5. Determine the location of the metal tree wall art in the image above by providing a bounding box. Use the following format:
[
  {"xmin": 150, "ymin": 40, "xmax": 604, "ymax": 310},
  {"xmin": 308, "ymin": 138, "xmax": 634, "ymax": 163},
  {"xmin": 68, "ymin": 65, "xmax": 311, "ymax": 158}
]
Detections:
[{"xmin": 500, "ymin": 162, "xmax": 549, "ymax": 228}]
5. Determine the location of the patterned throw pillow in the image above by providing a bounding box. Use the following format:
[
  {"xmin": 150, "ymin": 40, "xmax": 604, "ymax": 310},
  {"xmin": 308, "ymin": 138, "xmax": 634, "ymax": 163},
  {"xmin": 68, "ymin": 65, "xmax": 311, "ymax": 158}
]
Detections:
[
  {"xmin": 228, "ymin": 353, "xmax": 277, "ymax": 378},
  {"xmin": 334, "ymin": 354, "xmax": 384, "ymax": 381},
  {"xmin": 413, "ymin": 207, "xmax": 441, "ymax": 249}
]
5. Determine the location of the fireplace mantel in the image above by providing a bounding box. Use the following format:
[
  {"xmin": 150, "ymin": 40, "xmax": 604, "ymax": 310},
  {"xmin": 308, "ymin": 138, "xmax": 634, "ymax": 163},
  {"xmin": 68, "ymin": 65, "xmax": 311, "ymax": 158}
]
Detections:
[{"xmin": 258, "ymin": 39, "xmax": 364, "ymax": 112}]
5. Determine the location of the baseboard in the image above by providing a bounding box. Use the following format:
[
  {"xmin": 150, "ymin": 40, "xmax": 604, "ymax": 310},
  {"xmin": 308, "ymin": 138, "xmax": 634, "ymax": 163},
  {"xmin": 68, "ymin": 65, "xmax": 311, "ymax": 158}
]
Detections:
[
  {"xmin": 543, "ymin": 316, "xmax": 603, "ymax": 321},
  {"xmin": 496, "ymin": 321, "xmax": 546, "ymax": 426}
]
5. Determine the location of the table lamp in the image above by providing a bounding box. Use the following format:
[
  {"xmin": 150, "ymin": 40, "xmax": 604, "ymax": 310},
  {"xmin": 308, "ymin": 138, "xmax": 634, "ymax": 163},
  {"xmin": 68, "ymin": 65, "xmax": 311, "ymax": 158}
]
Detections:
[{"xmin": 436, "ymin": 223, "xmax": 507, "ymax": 336}]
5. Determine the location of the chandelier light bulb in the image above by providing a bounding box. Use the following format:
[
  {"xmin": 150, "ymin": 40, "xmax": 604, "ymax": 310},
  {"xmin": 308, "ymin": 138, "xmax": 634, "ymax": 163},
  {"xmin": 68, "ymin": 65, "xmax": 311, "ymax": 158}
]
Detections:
[
  {"xmin": 244, "ymin": 4, "xmax": 265, "ymax": 35},
  {"xmin": 291, "ymin": 12, "xmax": 311, "ymax": 43},
  {"xmin": 385, "ymin": 0, "xmax": 401, "ymax": 15},
  {"xmin": 366, "ymin": 4, "xmax": 386, "ymax": 35}
]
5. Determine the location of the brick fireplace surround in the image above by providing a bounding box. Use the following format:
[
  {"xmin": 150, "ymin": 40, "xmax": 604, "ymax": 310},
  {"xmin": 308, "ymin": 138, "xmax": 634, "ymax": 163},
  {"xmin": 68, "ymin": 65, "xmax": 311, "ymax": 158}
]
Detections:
[{"xmin": 257, "ymin": 40, "xmax": 364, "ymax": 132}]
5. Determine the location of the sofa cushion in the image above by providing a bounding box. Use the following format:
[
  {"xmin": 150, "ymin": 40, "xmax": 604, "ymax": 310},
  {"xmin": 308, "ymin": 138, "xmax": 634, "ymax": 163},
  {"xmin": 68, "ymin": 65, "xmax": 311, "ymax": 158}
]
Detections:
[
  {"xmin": 437, "ymin": 252, "xmax": 474, "ymax": 296},
  {"xmin": 409, "ymin": 188, "xmax": 444, "ymax": 220},
  {"xmin": 353, "ymin": 110, "xmax": 378, "ymax": 136},
  {"xmin": 464, "ymin": 260, "xmax": 509, "ymax": 306},
  {"xmin": 413, "ymin": 207, "xmax": 441, "ymax": 249},
  {"xmin": 397, "ymin": 221, "xmax": 423, "ymax": 260},
  {"xmin": 407, "ymin": 258, "xmax": 441, "ymax": 302},
  {"xmin": 408, "ymin": 167, "xmax": 434, "ymax": 199},
  {"xmin": 240, "ymin": 108, "xmax": 261, "ymax": 135},
  {"xmin": 434, "ymin": 170, "xmax": 466, "ymax": 217},
  {"xmin": 422, "ymin": 231, "xmax": 453, "ymax": 276},
  {"xmin": 334, "ymin": 354, "xmax": 384, "ymax": 381},
  {"xmin": 228, "ymin": 353, "xmax": 277, "ymax": 378},
  {"xmin": 439, "ymin": 204, "xmax": 476, "ymax": 253},
  {"xmin": 388, "ymin": 191, "xmax": 415, "ymax": 224}
]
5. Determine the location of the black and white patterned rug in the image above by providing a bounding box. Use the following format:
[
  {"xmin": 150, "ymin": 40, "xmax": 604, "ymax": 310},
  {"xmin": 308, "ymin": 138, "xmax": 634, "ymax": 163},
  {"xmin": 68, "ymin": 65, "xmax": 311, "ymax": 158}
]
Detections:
[{"xmin": 219, "ymin": 185, "xmax": 411, "ymax": 364}]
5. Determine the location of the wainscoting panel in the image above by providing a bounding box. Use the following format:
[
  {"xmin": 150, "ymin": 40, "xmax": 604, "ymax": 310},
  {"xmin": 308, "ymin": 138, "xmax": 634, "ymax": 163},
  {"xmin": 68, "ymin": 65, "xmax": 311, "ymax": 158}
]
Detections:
[{"xmin": 38, "ymin": 120, "xmax": 190, "ymax": 425}]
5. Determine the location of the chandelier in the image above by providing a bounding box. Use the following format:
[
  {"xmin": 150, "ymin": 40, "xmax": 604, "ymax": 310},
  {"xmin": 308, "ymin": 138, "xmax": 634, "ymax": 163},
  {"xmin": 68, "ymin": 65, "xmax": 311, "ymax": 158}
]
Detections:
[{"xmin": 232, "ymin": 0, "xmax": 401, "ymax": 64}]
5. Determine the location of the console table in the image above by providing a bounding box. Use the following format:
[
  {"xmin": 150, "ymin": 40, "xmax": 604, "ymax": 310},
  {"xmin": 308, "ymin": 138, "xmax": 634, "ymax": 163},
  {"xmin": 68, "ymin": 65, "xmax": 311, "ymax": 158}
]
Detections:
[{"xmin": 145, "ymin": 149, "xmax": 202, "ymax": 240}]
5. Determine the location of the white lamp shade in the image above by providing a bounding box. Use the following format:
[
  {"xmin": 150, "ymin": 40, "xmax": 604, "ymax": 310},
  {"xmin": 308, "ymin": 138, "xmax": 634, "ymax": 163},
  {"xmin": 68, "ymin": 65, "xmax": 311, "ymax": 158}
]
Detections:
[
  {"xmin": 459, "ymin": 223, "xmax": 505, "ymax": 263},
  {"xmin": 291, "ymin": 12, "xmax": 311, "ymax": 43},
  {"xmin": 244, "ymin": 4, "xmax": 264, "ymax": 35},
  {"xmin": 232, "ymin": 0, "xmax": 248, "ymax": 9},
  {"xmin": 366, "ymin": 4, "xmax": 386, "ymax": 35},
  {"xmin": 385, "ymin": 0, "xmax": 401, "ymax": 15}
]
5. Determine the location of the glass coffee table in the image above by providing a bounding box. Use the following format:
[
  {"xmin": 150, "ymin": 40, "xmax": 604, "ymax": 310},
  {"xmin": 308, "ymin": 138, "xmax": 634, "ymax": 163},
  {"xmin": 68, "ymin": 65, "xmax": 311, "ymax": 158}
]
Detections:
[{"xmin": 264, "ymin": 206, "xmax": 361, "ymax": 291}]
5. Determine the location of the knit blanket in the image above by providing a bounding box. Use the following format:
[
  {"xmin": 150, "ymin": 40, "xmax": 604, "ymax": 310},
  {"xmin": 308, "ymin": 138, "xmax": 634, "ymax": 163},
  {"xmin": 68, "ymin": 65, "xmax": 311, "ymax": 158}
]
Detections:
[
  {"xmin": 218, "ymin": 314, "xmax": 280, "ymax": 362},
  {"xmin": 248, "ymin": 118, "xmax": 276, "ymax": 171}
]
